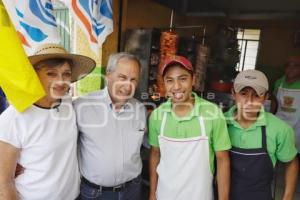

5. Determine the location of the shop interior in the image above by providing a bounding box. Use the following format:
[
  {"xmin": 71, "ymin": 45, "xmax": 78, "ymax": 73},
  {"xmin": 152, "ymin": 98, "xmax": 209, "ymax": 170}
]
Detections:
[
  {"xmin": 119, "ymin": 1, "xmax": 300, "ymax": 199},
  {"xmin": 0, "ymin": 0, "xmax": 300, "ymax": 199}
]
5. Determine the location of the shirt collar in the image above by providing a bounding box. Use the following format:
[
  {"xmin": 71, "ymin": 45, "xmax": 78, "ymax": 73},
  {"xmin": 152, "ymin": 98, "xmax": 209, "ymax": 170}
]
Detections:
[
  {"xmin": 226, "ymin": 105, "xmax": 267, "ymax": 130},
  {"xmin": 283, "ymin": 76, "xmax": 300, "ymax": 85},
  {"xmin": 103, "ymin": 87, "xmax": 113, "ymax": 106},
  {"xmin": 103, "ymin": 87, "xmax": 131, "ymax": 112},
  {"xmin": 162, "ymin": 92, "xmax": 201, "ymax": 120}
]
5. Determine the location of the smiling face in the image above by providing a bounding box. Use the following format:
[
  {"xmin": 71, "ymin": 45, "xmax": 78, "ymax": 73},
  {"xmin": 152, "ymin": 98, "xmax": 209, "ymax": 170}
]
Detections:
[
  {"xmin": 35, "ymin": 60, "xmax": 72, "ymax": 103},
  {"xmin": 106, "ymin": 57, "xmax": 140, "ymax": 105},
  {"xmin": 285, "ymin": 61, "xmax": 300, "ymax": 82},
  {"xmin": 163, "ymin": 64, "xmax": 195, "ymax": 104},
  {"xmin": 232, "ymin": 87, "xmax": 268, "ymax": 120}
]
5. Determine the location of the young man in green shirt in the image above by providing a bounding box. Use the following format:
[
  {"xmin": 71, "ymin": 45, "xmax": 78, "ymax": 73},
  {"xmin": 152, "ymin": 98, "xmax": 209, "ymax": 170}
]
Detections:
[
  {"xmin": 226, "ymin": 69, "xmax": 299, "ymax": 200},
  {"xmin": 272, "ymin": 56, "xmax": 300, "ymax": 160},
  {"xmin": 148, "ymin": 55, "xmax": 231, "ymax": 200}
]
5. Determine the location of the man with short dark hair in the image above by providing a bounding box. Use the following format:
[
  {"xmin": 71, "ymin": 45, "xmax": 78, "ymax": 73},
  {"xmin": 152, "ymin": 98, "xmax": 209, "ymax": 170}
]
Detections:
[
  {"xmin": 226, "ymin": 69, "xmax": 299, "ymax": 200},
  {"xmin": 148, "ymin": 55, "xmax": 231, "ymax": 200}
]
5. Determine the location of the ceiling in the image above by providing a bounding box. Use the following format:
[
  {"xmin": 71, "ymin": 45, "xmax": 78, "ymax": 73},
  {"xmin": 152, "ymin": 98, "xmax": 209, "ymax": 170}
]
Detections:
[{"xmin": 155, "ymin": 0, "xmax": 300, "ymax": 20}]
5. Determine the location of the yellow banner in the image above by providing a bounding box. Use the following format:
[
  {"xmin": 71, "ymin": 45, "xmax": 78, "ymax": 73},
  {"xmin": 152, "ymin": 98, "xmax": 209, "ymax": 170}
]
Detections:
[{"xmin": 0, "ymin": 4, "xmax": 45, "ymax": 112}]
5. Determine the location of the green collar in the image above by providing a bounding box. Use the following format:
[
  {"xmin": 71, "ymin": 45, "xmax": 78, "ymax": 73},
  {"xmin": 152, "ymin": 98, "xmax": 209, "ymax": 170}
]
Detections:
[
  {"xmin": 226, "ymin": 105, "xmax": 267, "ymax": 130},
  {"xmin": 283, "ymin": 76, "xmax": 300, "ymax": 86},
  {"xmin": 162, "ymin": 92, "xmax": 202, "ymax": 121}
]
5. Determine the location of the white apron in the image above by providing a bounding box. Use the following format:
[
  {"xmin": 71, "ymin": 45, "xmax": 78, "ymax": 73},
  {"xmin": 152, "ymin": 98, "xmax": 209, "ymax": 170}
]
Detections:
[
  {"xmin": 276, "ymin": 83, "xmax": 300, "ymax": 152},
  {"xmin": 156, "ymin": 113, "xmax": 213, "ymax": 200}
]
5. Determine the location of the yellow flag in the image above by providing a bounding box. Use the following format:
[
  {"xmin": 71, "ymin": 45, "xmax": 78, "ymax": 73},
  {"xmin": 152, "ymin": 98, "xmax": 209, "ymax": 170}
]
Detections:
[{"xmin": 0, "ymin": 3, "xmax": 45, "ymax": 112}]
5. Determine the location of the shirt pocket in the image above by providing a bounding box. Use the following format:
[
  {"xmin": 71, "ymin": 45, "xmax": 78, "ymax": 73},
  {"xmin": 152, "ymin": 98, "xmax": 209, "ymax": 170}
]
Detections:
[{"xmin": 124, "ymin": 126, "xmax": 145, "ymax": 165}]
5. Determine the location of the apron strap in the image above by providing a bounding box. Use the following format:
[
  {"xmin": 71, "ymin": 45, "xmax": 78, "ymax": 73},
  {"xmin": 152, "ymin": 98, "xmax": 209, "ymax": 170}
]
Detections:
[
  {"xmin": 160, "ymin": 113, "xmax": 206, "ymax": 137},
  {"xmin": 198, "ymin": 116, "xmax": 206, "ymax": 137},
  {"xmin": 261, "ymin": 126, "xmax": 267, "ymax": 151},
  {"xmin": 279, "ymin": 81, "xmax": 283, "ymax": 88},
  {"xmin": 160, "ymin": 112, "xmax": 167, "ymax": 137}
]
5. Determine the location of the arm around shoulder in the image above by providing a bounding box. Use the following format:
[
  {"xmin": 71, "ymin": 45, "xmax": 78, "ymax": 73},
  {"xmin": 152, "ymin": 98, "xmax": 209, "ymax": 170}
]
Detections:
[{"xmin": 0, "ymin": 141, "xmax": 19, "ymax": 200}]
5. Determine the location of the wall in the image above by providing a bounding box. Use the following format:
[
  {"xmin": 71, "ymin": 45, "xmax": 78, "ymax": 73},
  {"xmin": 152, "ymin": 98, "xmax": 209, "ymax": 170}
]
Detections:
[
  {"xmin": 122, "ymin": 0, "xmax": 300, "ymax": 84},
  {"xmin": 73, "ymin": 0, "xmax": 120, "ymax": 94},
  {"xmin": 74, "ymin": 0, "xmax": 120, "ymax": 67},
  {"xmin": 101, "ymin": 0, "xmax": 120, "ymax": 66},
  {"xmin": 72, "ymin": 0, "xmax": 300, "ymax": 80},
  {"xmin": 74, "ymin": 25, "xmax": 102, "ymax": 65},
  {"xmin": 232, "ymin": 20, "xmax": 300, "ymax": 85},
  {"xmin": 233, "ymin": 20, "xmax": 300, "ymax": 68},
  {"xmin": 124, "ymin": 0, "xmax": 221, "ymax": 40}
]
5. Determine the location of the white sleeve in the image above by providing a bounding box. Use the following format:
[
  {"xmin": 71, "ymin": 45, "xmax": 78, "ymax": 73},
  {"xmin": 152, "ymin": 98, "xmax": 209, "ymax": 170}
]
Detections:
[{"xmin": 0, "ymin": 106, "xmax": 22, "ymax": 148}]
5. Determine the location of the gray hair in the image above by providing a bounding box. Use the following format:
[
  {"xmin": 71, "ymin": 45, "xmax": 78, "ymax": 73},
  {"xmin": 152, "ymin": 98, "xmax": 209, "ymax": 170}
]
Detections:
[{"xmin": 106, "ymin": 52, "xmax": 141, "ymax": 73}]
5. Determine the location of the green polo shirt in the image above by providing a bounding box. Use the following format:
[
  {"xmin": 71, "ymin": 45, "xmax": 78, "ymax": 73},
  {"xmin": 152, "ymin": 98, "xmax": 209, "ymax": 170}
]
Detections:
[
  {"xmin": 225, "ymin": 106, "xmax": 297, "ymax": 167},
  {"xmin": 148, "ymin": 93, "xmax": 232, "ymax": 174},
  {"xmin": 273, "ymin": 76, "xmax": 300, "ymax": 95}
]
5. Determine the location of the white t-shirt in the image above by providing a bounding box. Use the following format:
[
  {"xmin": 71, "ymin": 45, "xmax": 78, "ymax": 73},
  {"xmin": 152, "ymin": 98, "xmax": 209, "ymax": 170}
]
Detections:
[{"xmin": 0, "ymin": 99, "xmax": 80, "ymax": 200}]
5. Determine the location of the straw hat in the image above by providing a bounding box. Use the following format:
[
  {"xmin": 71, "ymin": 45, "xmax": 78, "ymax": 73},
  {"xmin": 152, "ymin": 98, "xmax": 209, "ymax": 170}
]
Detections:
[{"xmin": 28, "ymin": 43, "xmax": 96, "ymax": 82}]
